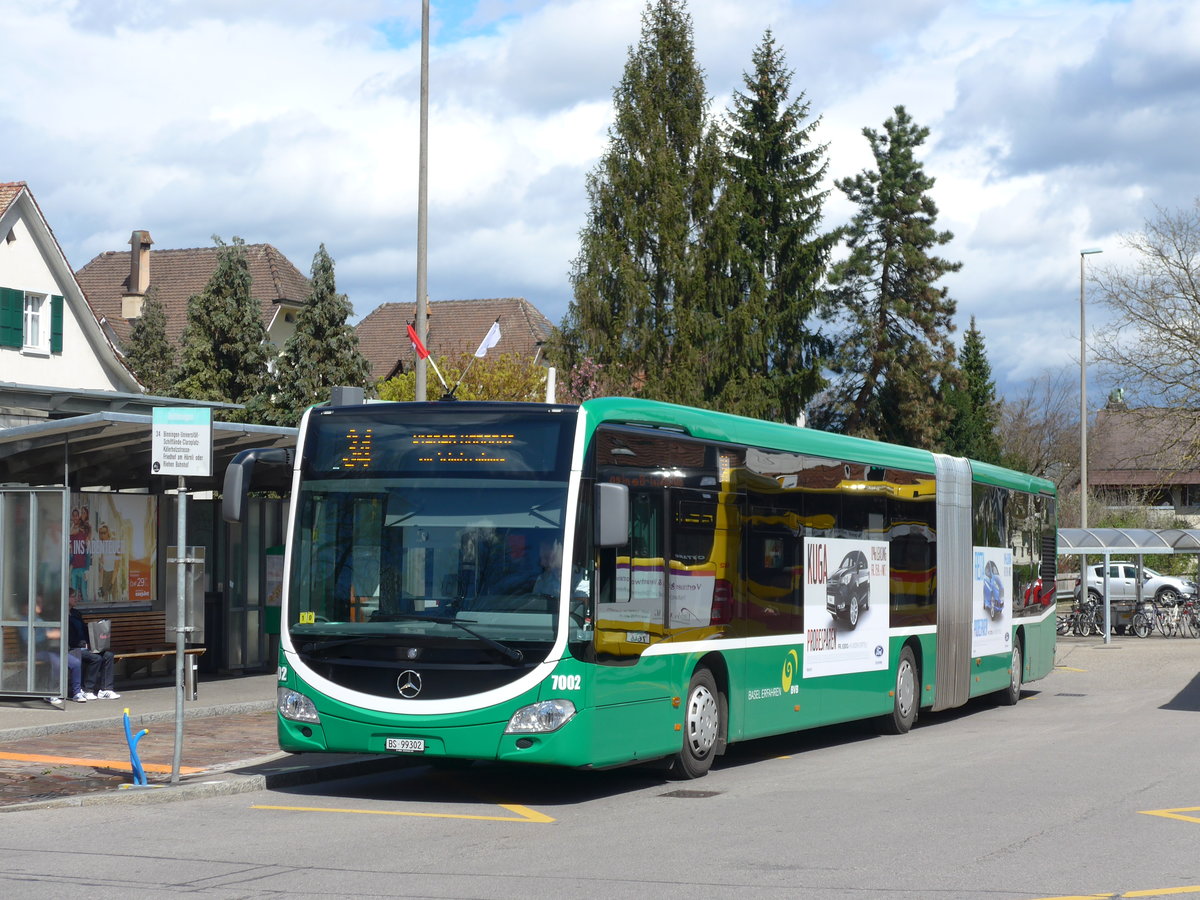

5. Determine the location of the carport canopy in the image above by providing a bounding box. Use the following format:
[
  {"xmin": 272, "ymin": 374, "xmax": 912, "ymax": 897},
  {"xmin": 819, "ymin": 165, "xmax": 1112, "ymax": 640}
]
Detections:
[{"xmin": 1058, "ymin": 528, "xmax": 1200, "ymax": 555}]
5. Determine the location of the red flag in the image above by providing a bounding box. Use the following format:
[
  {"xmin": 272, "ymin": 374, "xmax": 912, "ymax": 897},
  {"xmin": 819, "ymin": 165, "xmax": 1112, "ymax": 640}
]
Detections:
[{"xmin": 406, "ymin": 323, "xmax": 430, "ymax": 360}]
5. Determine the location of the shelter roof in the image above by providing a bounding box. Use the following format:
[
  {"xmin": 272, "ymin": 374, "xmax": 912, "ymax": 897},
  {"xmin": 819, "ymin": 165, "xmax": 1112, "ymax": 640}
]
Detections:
[
  {"xmin": 0, "ymin": 412, "xmax": 295, "ymax": 492},
  {"xmin": 1058, "ymin": 528, "xmax": 1200, "ymax": 554}
]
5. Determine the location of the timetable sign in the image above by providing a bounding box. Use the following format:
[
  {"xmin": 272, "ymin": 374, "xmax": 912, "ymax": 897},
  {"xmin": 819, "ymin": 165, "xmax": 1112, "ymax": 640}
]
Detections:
[{"xmin": 152, "ymin": 408, "xmax": 213, "ymax": 477}]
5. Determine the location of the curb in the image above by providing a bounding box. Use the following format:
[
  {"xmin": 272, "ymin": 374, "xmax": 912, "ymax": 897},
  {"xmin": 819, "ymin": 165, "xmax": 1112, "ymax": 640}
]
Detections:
[
  {"xmin": 0, "ymin": 752, "xmax": 403, "ymax": 814},
  {"xmin": 0, "ymin": 700, "xmax": 275, "ymax": 743}
]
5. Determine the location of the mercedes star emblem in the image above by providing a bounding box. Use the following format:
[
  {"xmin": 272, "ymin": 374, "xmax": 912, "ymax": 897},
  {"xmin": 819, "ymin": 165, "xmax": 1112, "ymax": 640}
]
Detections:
[{"xmin": 397, "ymin": 670, "xmax": 423, "ymax": 698}]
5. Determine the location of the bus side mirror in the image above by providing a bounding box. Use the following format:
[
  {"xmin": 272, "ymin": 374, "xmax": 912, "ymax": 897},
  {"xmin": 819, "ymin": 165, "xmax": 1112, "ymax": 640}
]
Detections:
[
  {"xmin": 595, "ymin": 482, "xmax": 629, "ymax": 548},
  {"xmin": 222, "ymin": 448, "xmax": 293, "ymax": 524}
]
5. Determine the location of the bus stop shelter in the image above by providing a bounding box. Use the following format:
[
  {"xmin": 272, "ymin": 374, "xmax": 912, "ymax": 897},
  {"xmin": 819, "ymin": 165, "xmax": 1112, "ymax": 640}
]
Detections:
[{"xmin": 1057, "ymin": 528, "xmax": 1200, "ymax": 643}]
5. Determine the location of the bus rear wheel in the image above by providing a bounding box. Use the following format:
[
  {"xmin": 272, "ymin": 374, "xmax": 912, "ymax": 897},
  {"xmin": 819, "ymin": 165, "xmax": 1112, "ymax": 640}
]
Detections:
[
  {"xmin": 999, "ymin": 639, "xmax": 1022, "ymax": 706},
  {"xmin": 672, "ymin": 667, "xmax": 723, "ymax": 779},
  {"xmin": 880, "ymin": 646, "xmax": 918, "ymax": 735}
]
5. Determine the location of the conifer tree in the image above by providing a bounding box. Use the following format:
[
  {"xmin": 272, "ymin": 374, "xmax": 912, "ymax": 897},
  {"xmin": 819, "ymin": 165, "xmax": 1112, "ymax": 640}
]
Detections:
[
  {"xmin": 174, "ymin": 236, "xmax": 271, "ymax": 420},
  {"xmin": 943, "ymin": 317, "xmax": 1001, "ymax": 462},
  {"xmin": 554, "ymin": 0, "xmax": 724, "ymax": 405},
  {"xmin": 123, "ymin": 286, "xmax": 176, "ymax": 395},
  {"xmin": 270, "ymin": 245, "xmax": 371, "ymax": 425},
  {"xmin": 716, "ymin": 30, "xmax": 836, "ymax": 422},
  {"xmin": 815, "ymin": 106, "xmax": 960, "ymax": 448}
]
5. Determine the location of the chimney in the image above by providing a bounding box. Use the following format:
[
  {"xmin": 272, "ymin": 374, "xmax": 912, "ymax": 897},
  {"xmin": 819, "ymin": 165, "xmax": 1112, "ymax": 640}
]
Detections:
[{"xmin": 122, "ymin": 230, "xmax": 153, "ymax": 318}]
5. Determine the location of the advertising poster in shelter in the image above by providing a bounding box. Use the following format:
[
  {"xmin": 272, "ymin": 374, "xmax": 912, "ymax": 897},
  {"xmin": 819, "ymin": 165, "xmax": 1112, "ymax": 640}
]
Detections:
[
  {"xmin": 70, "ymin": 493, "xmax": 157, "ymax": 608},
  {"xmin": 803, "ymin": 536, "xmax": 890, "ymax": 678},
  {"xmin": 972, "ymin": 546, "xmax": 1013, "ymax": 657}
]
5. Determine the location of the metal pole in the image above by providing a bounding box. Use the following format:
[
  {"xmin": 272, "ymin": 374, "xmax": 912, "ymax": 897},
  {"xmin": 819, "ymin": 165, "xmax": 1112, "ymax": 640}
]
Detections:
[
  {"xmin": 414, "ymin": 0, "xmax": 430, "ymax": 401},
  {"xmin": 1078, "ymin": 247, "xmax": 1102, "ymax": 528},
  {"xmin": 171, "ymin": 477, "xmax": 186, "ymax": 783},
  {"xmin": 1079, "ymin": 251, "xmax": 1087, "ymax": 530}
]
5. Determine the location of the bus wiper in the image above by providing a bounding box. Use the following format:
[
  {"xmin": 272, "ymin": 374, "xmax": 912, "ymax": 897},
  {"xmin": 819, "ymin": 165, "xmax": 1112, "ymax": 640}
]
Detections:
[
  {"xmin": 299, "ymin": 636, "xmax": 383, "ymax": 654},
  {"xmin": 370, "ymin": 613, "xmax": 525, "ymax": 664}
]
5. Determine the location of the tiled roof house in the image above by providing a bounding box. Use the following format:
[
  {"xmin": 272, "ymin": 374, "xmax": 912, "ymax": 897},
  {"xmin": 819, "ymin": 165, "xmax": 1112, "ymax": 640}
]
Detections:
[
  {"xmin": 356, "ymin": 297, "xmax": 555, "ymax": 383},
  {"xmin": 1090, "ymin": 405, "xmax": 1200, "ymax": 517},
  {"xmin": 75, "ymin": 233, "xmax": 311, "ymax": 355}
]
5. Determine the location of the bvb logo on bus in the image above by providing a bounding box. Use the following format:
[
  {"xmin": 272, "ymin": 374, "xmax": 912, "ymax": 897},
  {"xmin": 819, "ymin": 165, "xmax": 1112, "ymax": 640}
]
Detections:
[{"xmin": 782, "ymin": 649, "xmax": 799, "ymax": 693}]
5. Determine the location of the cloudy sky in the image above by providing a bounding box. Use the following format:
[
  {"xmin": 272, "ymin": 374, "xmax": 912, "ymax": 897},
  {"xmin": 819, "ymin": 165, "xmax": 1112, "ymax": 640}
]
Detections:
[{"xmin": 6, "ymin": 0, "xmax": 1199, "ymax": 398}]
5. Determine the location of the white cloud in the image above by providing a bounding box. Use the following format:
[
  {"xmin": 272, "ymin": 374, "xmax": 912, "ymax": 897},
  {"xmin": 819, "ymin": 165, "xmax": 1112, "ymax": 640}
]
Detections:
[{"xmin": 5, "ymin": 0, "xmax": 1199, "ymax": 401}]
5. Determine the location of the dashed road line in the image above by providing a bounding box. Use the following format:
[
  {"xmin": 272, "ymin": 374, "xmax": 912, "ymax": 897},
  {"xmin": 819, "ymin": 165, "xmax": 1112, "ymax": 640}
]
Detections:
[{"xmin": 251, "ymin": 802, "xmax": 555, "ymax": 823}]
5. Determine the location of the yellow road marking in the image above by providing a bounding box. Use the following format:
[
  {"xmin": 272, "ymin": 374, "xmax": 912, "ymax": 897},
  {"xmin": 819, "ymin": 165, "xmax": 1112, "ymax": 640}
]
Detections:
[
  {"xmin": 1140, "ymin": 807, "xmax": 1200, "ymax": 824},
  {"xmin": 1032, "ymin": 887, "xmax": 1200, "ymax": 899},
  {"xmin": 0, "ymin": 750, "xmax": 202, "ymax": 775},
  {"xmin": 1055, "ymin": 665, "xmax": 1088, "ymax": 672},
  {"xmin": 252, "ymin": 802, "xmax": 555, "ymax": 823}
]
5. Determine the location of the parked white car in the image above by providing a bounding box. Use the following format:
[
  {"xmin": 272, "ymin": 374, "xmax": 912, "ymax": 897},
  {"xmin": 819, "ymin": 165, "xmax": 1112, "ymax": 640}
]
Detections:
[{"xmin": 1074, "ymin": 562, "xmax": 1196, "ymax": 605}]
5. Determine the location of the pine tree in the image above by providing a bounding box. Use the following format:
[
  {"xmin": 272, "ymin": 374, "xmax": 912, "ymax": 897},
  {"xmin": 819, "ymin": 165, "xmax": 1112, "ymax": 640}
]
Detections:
[
  {"xmin": 943, "ymin": 317, "xmax": 1001, "ymax": 462},
  {"xmin": 123, "ymin": 286, "xmax": 176, "ymax": 395},
  {"xmin": 174, "ymin": 236, "xmax": 271, "ymax": 420},
  {"xmin": 816, "ymin": 106, "xmax": 960, "ymax": 448},
  {"xmin": 716, "ymin": 30, "xmax": 836, "ymax": 422},
  {"xmin": 554, "ymin": 0, "xmax": 724, "ymax": 405},
  {"xmin": 270, "ymin": 245, "xmax": 371, "ymax": 425}
]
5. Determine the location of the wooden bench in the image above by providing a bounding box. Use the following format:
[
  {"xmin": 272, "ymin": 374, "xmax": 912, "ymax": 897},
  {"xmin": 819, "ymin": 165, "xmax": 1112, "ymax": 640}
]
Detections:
[{"xmin": 82, "ymin": 610, "xmax": 205, "ymax": 687}]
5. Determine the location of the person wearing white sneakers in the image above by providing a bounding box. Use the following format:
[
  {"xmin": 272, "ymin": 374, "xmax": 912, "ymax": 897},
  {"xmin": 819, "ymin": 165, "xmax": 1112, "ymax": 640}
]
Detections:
[{"xmin": 66, "ymin": 588, "xmax": 120, "ymax": 701}]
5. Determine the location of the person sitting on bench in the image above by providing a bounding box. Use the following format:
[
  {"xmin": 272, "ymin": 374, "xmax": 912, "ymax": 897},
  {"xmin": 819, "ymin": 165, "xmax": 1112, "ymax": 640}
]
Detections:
[{"xmin": 67, "ymin": 588, "xmax": 120, "ymax": 700}]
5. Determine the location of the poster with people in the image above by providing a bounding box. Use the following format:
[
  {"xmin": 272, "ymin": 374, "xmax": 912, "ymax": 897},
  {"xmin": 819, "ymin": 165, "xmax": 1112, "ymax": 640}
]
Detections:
[{"xmin": 70, "ymin": 493, "xmax": 157, "ymax": 608}]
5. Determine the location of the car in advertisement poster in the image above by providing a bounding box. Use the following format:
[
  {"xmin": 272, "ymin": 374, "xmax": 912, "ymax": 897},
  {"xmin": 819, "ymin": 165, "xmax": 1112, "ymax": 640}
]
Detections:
[
  {"xmin": 982, "ymin": 559, "xmax": 1004, "ymax": 619},
  {"xmin": 826, "ymin": 548, "xmax": 870, "ymax": 628}
]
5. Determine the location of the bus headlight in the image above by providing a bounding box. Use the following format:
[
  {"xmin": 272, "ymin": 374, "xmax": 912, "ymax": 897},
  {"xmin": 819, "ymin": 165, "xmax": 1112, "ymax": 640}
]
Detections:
[
  {"xmin": 278, "ymin": 687, "xmax": 321, "ymax": 724},
  {"xmin": 505, "ymin": 699, "xmax": 576, "ymax": 734}
]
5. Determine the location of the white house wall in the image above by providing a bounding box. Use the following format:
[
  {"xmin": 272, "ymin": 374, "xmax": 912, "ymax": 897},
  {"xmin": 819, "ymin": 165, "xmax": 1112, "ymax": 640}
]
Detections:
[{"xmin": 1, "ymin": 199, "xmax": 136, "ymax": 393}]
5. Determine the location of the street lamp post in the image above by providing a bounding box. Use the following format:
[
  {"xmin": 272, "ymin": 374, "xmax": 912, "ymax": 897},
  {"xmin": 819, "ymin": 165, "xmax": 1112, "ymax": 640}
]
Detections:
[
  {"xmin": 415, "ymin": 0, "xmax": 430, "ymax": 401},
  {"xmin": 1079, "ymin": 247, "xmax": 1103, "ymax": 528}
]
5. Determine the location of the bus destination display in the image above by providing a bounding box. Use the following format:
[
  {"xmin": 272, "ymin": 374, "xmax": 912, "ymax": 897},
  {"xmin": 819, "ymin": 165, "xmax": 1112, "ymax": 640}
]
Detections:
[{"xmin": 413, "ymin": 432, "xmax": 513, "ymax": 465}]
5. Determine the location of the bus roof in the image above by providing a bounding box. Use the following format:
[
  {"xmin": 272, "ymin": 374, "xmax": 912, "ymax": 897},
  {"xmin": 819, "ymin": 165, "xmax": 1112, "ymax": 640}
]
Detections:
[{"xmin": 579, "ymin": 397, "xmax": 1055, "ymax": 497}]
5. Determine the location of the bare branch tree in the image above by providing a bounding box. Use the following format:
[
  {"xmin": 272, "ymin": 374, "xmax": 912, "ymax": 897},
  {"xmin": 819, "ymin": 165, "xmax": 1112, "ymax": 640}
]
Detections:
[
  {"xmin": 999, "ymin": 365, "xmax": 1078, "ymax": 485},
  {"xmin": 1092, "ymin": 199, "xmax": 1200, "ymax": 408}
]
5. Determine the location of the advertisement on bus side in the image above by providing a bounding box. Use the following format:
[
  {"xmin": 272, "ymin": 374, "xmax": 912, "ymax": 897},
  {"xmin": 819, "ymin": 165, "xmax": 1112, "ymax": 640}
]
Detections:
[
  {"xmin": 803, "ymin": 537, "xmax": 890, "ymax": 678},
  {"xmin": 972, "ymin": 547, "xmax": 1013, "ymax": 656}
]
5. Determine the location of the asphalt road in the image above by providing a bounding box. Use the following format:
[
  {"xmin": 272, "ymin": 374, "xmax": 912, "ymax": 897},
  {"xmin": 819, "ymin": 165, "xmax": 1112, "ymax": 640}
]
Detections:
[{"xmin": 2, "ymin": 635, "xmax": 1199, "ymax": 900}]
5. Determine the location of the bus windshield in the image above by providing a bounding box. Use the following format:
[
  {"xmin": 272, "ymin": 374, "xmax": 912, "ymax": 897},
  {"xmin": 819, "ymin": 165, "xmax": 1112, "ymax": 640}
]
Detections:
[{"xmin": 288, "ymin": 405, "xmax": 577, "ymax": 651}]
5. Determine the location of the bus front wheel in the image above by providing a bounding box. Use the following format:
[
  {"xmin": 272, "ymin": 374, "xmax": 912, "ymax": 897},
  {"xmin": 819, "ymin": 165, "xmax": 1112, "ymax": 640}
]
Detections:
[
  {"xmin": 672, "ymin": 667, "xmax": 724, "ymax": 779},
  {"xmin": 880, "ymin": 646, "xmax": 918, "ymax": 735}
]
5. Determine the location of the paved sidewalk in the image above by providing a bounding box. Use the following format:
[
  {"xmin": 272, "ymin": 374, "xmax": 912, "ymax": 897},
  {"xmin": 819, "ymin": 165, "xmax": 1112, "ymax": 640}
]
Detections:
[{"xmin": 0, "ymin": 673, "xmax": 394, "ymax": 812}]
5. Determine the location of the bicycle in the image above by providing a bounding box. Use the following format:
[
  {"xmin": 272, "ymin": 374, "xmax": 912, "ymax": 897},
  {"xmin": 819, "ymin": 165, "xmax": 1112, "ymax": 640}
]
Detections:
[
  {"xmin": 1179, "ymin": 597, "xmax": 1200, "ymax": 638},
  {"xmin": 1131, "ymin": 599, "xmax": 1163, "ymax": 638},
  {"xmin": 1159, "ymin": 598, "xmax": 1186, "ymax": 637},
  {"xmin": 1074, "ymin": 599, "xmax": 1106, "ymax": 637}
]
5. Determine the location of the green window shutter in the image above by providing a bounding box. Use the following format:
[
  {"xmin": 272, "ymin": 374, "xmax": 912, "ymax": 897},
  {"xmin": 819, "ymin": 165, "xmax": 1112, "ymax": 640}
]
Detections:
[
  {"xmin": 50, "ymin": 294, "xmax": 64, "ymax": 353},
  {"xmin": 0, "ymin": 286, "xmax": 23, "ymax": 348}
]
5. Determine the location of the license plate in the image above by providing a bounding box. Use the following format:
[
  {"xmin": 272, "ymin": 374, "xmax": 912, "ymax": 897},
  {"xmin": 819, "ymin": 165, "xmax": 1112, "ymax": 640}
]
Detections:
[{"xmin": 385, "ymin": 738, "xmax": 426, "ymax": 753}]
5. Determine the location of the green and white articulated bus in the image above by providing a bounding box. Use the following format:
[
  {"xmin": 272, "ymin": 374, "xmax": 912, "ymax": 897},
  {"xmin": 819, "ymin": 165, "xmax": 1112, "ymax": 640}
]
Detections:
[{"xmin": 223, "ymin": 398, "xmax": 1058, "ymax": 778}]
